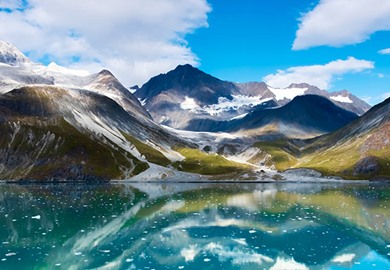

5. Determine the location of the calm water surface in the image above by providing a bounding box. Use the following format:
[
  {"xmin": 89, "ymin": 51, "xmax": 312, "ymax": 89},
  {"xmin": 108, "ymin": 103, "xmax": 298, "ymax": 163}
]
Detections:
[{"xmin": 0, "ymin": 182, "xmax": 389, "ymax": 269}]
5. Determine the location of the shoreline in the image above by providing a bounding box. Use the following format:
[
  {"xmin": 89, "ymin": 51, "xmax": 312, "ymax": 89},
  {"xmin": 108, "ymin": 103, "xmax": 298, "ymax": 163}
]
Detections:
[{"xmin": 1, "ymin": 178, "xmax": 389, "ymax": 185}]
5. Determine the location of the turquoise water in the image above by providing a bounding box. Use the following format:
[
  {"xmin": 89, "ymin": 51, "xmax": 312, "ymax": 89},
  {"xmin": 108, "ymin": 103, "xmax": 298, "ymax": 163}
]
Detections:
[{"xmin": 0, "ymin": 182, "xmax": 389, "ymax": 269}]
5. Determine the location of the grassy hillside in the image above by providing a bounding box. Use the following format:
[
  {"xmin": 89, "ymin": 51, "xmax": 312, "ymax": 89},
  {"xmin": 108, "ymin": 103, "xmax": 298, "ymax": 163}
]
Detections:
[
  {"xmin": 0, "ymin": 118, "xmax": 149, "ymax": 181},
  {"xmin": 252, "ymin": 125, "xmax": 390, "ymax": 179},
  {"xmin": 172, "ymin": 146, "xmax": 252, "ymax": 175}
]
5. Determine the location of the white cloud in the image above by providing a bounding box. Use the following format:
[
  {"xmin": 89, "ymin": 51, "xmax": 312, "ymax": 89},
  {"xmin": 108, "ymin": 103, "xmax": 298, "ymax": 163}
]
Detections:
[
  {"xmin": 0, "ymin": 0, "xmax": 211, "ymax": 86},
  {"xmin": 0, "ymin": 0, "xmax": 24, "ymax": 9},
  {"xmin": 379, "ymin": 48, "xmax": 390, "ymax": 55},
  {"xmin": 293, "ymin": 0, "xmax": 390, "ymax": 50},
  {"xmin": 263, "ymin": 57, "xmax": 374, "ymax": 89}
]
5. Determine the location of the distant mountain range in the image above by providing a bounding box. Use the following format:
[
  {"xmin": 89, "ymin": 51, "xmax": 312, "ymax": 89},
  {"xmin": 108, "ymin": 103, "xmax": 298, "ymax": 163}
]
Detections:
[
  {"xmin": 0, "ymin": 41, "xmax": 388, "ymax": 180},
  {"xmin": 134, "ymin": 64, "xmax": 371, "ymax": 134}
]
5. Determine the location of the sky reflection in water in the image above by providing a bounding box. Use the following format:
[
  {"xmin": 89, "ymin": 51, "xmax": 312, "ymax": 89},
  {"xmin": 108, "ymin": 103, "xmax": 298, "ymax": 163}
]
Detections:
[{"xmin": 0, "ymin": 182, "xmax": 389, "ymax": 269}]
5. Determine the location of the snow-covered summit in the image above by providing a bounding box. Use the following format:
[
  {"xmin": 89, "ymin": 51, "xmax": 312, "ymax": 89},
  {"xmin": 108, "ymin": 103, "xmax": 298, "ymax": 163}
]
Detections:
[{"xmin": 0, "ymin": 41, "xmax": 32, "ymax": 66}]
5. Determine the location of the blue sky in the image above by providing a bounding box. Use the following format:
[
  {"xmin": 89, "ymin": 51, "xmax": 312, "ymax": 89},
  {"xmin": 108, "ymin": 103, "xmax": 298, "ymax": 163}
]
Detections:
[
  {"xmin": 1, "ymin": 0, "xmax": 390, "ymax": 104},
  {"xmin": 187, "ymin": 0, "xmax": 390, "ymax": 105}
]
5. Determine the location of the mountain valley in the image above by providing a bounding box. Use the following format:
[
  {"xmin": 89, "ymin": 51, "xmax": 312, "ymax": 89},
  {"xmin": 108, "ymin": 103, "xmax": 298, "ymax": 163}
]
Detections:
[{"xmin": 0, "ymin": 41, "xmax": 389, "ymax": 181}]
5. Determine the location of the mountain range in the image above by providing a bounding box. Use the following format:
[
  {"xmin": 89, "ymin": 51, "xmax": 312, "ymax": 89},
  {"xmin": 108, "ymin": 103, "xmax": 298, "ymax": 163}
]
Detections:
[
  {"xmin": 134, "ymin": 64, "xmax": 370, "ymax": 133},
  {"xmin": 0, "ymin": 40, "xmax": 388, "ymax": 181}
]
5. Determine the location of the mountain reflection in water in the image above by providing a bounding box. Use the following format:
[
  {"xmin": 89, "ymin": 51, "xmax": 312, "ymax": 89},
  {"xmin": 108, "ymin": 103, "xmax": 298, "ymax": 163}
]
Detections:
[{"xmin": 0, "ymin": 182, "xmax": 389, "ymax": 269}]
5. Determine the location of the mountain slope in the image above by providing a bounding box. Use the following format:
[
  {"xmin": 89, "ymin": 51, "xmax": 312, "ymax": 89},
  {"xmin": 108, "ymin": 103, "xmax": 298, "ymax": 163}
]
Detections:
[
  {"xmin": 251, "ymin": 97, "xmax": 390, "ymax": 179},
  {"xmin": 0, "ymin": 42, "xmax": 180, "ymax": 180},
  {"xmin": 0, "ymin": 85, "xmax": 187, "ymax": 180},
  {"xmin": 233, "ymin": 95, "xmax": 359, "ymax": 136},
  {"xmin": 297, "ymin": 96, "xmax": 390, "ymax": 178},
  {"xmin": 135, "ymin": 64, "xmax": 238, "ymax": 105}
]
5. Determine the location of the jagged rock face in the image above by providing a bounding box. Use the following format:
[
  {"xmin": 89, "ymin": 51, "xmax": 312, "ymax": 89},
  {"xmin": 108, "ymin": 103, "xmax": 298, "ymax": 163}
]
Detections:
[
  {"xmin": 353, "ymin": 156, "xmax": 381, "ymax": 175},
  {"xmin": 83, "ymin": 69, "xmax": 152, "ymax": 120},
  {"xmin": 135, "ymin": 64, "xmax": 238, "ymax": 105},
  {"xmin": 135, "ymin": 64, "xmax": 371, "ymax": 132},
  {"xmin": 134, "ymin": 64, "xmax": 242, "ymax": 129}
]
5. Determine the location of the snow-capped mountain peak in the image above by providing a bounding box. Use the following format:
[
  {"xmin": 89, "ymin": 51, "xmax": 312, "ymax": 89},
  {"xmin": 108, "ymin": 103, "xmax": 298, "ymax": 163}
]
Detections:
[{"xmin": 0, "ymin": 41, "xmax": 32, "ymax": 66}]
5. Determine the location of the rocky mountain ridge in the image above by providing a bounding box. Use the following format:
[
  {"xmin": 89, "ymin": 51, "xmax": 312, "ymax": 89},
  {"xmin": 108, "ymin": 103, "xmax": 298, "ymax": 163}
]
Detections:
[{"xmin": 135, "ymin": 64, "xmax": 371, "ymax": 132}]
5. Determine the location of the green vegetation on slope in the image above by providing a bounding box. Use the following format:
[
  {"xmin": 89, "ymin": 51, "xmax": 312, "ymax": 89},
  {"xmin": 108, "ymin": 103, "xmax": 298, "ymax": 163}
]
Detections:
[
  {"xmin": 253, "ymin": 140, "xmax": 299, "ymax": 171},
  {"xmin": 252, "ymin": 133, "xmax": 390, "ymax": 179},
  {"xmin": 0, "ymin": 118, "xmax": 149, "ymax": 180},
  {"xmin": 172, "ymin": 146, "xmax": 252, "ymax": 175},
  {"xmin": 121, "ymin": 131, "xmax": 171, "ymax": 167}
]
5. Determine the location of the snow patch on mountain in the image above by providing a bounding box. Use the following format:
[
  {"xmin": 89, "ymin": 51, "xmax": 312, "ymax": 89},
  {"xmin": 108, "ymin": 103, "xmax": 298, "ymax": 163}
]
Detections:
[
  {"xmin": 163, "ymin": 125, "xmax": 242, "ymax": 152},
  {"xmin": 268, "ymin": 86, "xmax": 308, "ymax": 101},
  {"xmin": 204, "ymin": 95, "xmax": 272, "ymax": 116},
  {"xmin": 68, "ymin": 108, "xmax": 145, "ymax": 161},
  {"xmin": 231, "ymin": 113, "xmax": 248, "ymax": 120},
  {"xmin": 180, "ymin": 95, "xmax": 273, "ymax": 116},
  {"xmin": 330, "ymin": 95, "xmax": 353, "ymax": 103},
  {"xmin": 225, "ymin": 147, "xmax": 262, "ymax": 165},
  {"xmin": 180, "ymin": 97, "xmax": 201, "ymax": 112}
]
